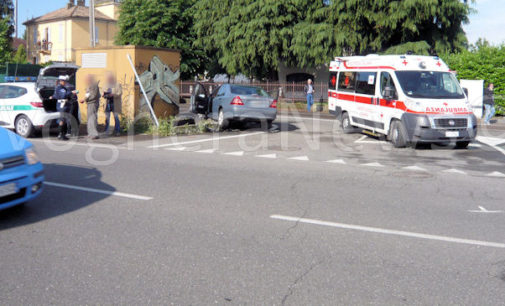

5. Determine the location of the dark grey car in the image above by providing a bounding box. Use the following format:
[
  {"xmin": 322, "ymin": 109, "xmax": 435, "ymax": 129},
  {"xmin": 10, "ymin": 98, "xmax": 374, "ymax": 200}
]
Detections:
[{"xmin": 191, "ymin": 83, "xmax": 277, "ymax": 130}]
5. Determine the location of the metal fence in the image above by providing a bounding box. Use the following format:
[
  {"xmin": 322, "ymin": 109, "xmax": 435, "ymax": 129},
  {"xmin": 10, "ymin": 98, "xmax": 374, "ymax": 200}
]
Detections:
[{"xmin": 179, "ymin": 81, "xmax": 329, "ymax": 103}]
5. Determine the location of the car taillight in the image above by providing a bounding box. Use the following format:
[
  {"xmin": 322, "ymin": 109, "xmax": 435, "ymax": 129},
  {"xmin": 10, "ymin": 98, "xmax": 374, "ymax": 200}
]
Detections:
[
  {"xmin": 30, "ymin": 102, "xmax": 44, "ymax": 108},
  {"xmin": 270, "ymin": 99, "xmax": 277, "ymax": 108},
  {"xmin": 230, "ymin": 96, "xmax": 244, "ymax": 105}
]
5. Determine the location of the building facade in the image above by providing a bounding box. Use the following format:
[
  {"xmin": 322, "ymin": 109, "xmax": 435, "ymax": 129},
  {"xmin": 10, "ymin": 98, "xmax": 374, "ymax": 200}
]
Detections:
[{"xmin": 23, "ymin": 0, "xmax": 120, "ymax": 64}]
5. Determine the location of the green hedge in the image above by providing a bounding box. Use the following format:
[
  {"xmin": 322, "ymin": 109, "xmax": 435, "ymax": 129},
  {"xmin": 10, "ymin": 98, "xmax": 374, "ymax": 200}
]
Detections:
[{"xmin": 442, "ymin": 46, "xmax": 505, "ymax": 114}]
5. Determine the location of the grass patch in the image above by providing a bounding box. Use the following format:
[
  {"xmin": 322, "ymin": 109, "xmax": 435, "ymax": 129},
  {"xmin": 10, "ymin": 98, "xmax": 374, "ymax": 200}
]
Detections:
[{"xmin": 121, "ymin": 115, "xmax": 216, "ymax": 136}]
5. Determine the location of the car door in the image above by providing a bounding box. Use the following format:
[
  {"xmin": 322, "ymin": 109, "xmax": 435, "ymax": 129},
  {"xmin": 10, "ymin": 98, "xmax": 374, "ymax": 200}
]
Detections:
[
  {"xmin": 191, "ymin": 82, "xmax": 209, "ymax": 115},
  {"xmin": 354, "ymin": 71, "xmax": 379, "ymax": 130},
  {"xmin": 211, "ymin": 85, "xmax": 226, "ymax": 119},
  {"xmin": 379, "ymin": 71, "xmax": 399, "ymax": 133}
]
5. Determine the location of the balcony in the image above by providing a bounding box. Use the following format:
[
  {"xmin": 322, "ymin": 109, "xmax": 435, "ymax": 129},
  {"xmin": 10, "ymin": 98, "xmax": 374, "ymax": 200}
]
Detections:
[{"xmin": 36, "ymin": 40, "xmax": 52, "ymax": 55}]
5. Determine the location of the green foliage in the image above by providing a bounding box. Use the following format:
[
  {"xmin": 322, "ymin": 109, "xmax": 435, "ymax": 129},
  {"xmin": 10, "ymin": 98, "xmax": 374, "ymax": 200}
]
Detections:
[
  {"xmin": 116, "ymin": 0, "xmax": 206, "ymax": 80},
  {"xmin": 442, "ymin": 44, "xmax": 505, "ymax": 113},
  {"xmin": 0, "ymin": 0, "xmax": 13, "ymax": 64},
  {"xmin": 383, "ymin": 41, "xmax": 431, "ymax": 55},
  {"xmin": 12, "ymin": 44, "xmax": 27, "ymax": 63},
  {"xmin": 194, "ymin": 0, "xmax": 472, "ymax": 79}
]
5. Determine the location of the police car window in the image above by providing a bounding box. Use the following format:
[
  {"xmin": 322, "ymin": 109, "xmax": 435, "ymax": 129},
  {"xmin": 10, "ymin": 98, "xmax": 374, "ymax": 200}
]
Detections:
[
  {"xmin": 380, "ymin": 72, "xmax": 397, "ymax": 98},
  {"xmin": 0, "ymin": 86, "xmax": 27, "ymax": 99},
  {"xmin": 355, "ymin": 72, "xmax": 376, "ymax": 95},
  {"xmin": 338, "ymin": 72, "xmax": 356, "ymax": 92}
]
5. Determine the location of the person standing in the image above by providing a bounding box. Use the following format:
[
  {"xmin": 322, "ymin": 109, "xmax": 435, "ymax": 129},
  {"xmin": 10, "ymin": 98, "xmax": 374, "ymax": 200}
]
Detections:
[
  {"xmin": 102, "ymin": 72, "xmax": 123, "ymax": 136},
  {"xmin": 484, "ymin": 82, "xmax": 495, "ymax": 125},
  {"xmin": 50, "ymin": 75, "xmax": 76, "ymax": 141},
  {"xmin": 80, "ymin": 75, "xmax": 100, "ymax": 139},
  {"xmin": 304, "ymin": 79, "xmax": 314, "ymax": 112},
  {"xmin": 64, "ymin": 79, "xmax": 80, "ymax": 137}
]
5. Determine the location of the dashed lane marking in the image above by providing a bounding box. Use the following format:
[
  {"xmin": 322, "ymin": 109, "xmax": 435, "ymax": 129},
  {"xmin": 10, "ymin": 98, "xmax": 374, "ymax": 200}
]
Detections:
[
  {"xmin": 289, "ymin": 156, "xmax": 310, "ymax": 161},
  {"xmin": 45, "ymin": 182, "xmax": 153, "ymax": 201},
  {"xmin": 326, "ymin": 159, "xmax": 347, "ymax": 165},
  {"xmin": 487, "ymin": 171, "xmax": 505, "ymax": 178},
  {"xmin": 165, "ymin": 147, "xmax": 187, "ymax": 151},
  {"xmin": 362, "ymin": 162, "xmax": 385, "ymax": 168},
  {"xmin": 403, "ymin": 166, "xmax": 428, "ymax": 172},
  {"xmin": 270, "ymin": 214, "xmax": 505, "ymax": 249},
  {"xmin": 225, "ymin": 151, "xmax": 245, "ymax": 156},
  {"xmin": 195, "ymin": 149, "xmax": 216, "ymax": 154},
  {"xmin": 443, "ymin": 169, "xmax": 467, "ymax": 175},
  {"xmin": 257, "ymin": 153, "xmax": 277, "ymax": 159}
]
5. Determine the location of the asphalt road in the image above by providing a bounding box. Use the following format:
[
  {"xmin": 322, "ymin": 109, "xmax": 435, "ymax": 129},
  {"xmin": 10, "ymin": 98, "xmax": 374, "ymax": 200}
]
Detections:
[{"xmin": 1, "ymin": 114, "xmax": 505, "ymax": 305}]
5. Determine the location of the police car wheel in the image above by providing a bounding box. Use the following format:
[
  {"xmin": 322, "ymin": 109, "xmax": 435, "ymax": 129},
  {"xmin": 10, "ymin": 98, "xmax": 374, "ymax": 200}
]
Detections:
[
  {"xmin": 390, "ymin": 120, "xmax": 408, "ymax": 148},
  {"xmin": 15, "ymin": 115, "xmax": 34, "ymax": 138}
]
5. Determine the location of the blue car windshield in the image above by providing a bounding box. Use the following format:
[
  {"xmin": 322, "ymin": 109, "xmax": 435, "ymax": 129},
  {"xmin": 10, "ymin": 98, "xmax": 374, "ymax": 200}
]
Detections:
[
  {"xmin": 395, "ymin": 71, "xmax": 465, "ymax": 99},
  {"xmin": 231, "ymin": 85, "xmax": 269, "ymax": 97}
]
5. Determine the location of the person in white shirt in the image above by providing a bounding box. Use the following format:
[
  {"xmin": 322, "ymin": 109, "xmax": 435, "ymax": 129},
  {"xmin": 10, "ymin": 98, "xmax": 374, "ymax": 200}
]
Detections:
[{"xmin": 304, "ymin": 79, "xmax": 314, "ymax": 112}]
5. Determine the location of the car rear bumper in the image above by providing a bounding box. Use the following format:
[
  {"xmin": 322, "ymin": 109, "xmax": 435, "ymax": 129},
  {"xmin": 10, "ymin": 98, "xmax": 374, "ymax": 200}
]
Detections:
[
  {"xmin": 31, "ymin": 111, "xmax": 60, "ymax": 128},
  {"xmin": 0, "ymin": 162, "xmax": 44, "ymax": 210},
  {"xmin": 227, "ymin": 107, "xmax": 277, "ymax": 121},
  {"xmin": 401, "ymin": 113, "xmax": 477, "ymax": 143}
]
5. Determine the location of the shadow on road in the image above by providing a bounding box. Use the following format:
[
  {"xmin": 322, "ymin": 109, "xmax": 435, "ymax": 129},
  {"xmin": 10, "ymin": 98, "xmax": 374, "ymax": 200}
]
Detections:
[{"xmin": 0, "ymin": 163, "xmax": 114, "ymax": 231}]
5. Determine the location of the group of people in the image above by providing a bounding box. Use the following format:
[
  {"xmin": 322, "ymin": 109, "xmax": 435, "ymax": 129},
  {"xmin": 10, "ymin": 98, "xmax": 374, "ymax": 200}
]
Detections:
[{"xmin": 51, "ymin": 72, "xmax": 123, "ymax": 140}]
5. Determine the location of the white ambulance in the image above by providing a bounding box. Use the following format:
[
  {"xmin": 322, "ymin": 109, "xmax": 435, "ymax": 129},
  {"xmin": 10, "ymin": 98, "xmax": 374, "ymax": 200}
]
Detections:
[{"xmin": 328, "ymin": 55, "xmax": 477, "ymax": 148}]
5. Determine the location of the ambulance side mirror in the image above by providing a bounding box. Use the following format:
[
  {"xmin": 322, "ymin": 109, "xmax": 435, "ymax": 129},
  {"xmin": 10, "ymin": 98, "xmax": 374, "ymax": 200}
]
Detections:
[
  {"xmin": 383, "ymin": 86, "xmax": 396, "ymax": 100},
  {"xmin": 463, "ymin": 87, "xmax": 469, "ymax": 96}
]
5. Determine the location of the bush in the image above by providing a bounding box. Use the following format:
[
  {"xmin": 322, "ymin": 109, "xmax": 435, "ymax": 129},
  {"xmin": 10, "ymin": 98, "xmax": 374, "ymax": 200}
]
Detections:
[{"xmin": 442, "ymin": 45, "xmax": 505, "ymax": 114}]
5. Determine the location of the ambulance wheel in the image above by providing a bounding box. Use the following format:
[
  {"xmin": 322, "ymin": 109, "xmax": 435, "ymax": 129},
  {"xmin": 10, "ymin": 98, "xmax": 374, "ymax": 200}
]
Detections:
[
  {"xmin": 15, "ymin": 115, "xmax": 34, "ymax": 138},
  {"xmin": 341, "ymin": 112, "xmax": 356, "ymax": 134},
  {"xmin": 455, "ymin": 141, "xmax": 470, "ymax": 149},
  {"xmin": 390, "ymin": 120, "xmax": 408, "ymax": 148}
]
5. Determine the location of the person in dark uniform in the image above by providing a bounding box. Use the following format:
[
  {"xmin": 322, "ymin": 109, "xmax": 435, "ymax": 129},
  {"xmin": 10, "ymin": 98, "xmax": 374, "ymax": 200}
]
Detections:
[
  {"xmin": 64, "ymin": 80, "xmax": 80, "ymax": 137},
  {"xmin": 50, "ymin": 75, "xmax": 76, "ymax": 140}
]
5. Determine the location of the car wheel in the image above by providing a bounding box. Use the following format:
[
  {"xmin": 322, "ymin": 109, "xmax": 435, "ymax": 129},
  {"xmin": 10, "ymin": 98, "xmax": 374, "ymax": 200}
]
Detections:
[
  {"xmin": 217, "ymin": 109, "xmax": 228, "ymax": 131},
  {"xmin": 455, "ymin": 141, "xmax": 470, "ymax": 149},
  {"xmin": 390, "ymin": 120, "xmax": 408, "ymax": 148},
  {"xmin": 341, "ymin": 112, "xmax": 356, "ymax": 134},
  {"xmin": 15, "ymin": 115, "xmax": 34, "ymax": 138}
]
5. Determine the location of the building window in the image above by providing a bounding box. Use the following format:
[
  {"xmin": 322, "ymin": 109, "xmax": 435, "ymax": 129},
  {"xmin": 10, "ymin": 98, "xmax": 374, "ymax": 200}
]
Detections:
[
  {"xmin": 59, "ymin": 23, "xmax": 64, "ymax": 42},
  {"xmin": 33, "ymin": 26, "xmax": 37, "ymax": 44}
]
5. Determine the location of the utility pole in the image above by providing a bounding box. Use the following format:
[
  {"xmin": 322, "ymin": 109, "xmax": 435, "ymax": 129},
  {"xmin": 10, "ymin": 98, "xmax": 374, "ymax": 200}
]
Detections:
[{"xmin": 89, "ymin": 0, "xmax": 96, "ymax": 47}]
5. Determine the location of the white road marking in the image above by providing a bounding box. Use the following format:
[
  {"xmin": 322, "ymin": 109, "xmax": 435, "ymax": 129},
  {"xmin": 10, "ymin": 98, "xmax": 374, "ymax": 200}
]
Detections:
[
  {"xmin": 270, "ymin": 214, "xmax": 505, "ymax": 249},
  {"xmin": 468, "ymin": 143, "xmax": 482, "ymax": 148},
  {"xmin": 257, "ymin": 153, "xmax": 277, "ymax": 159},
  {"xmin": 289, "ymin": 156, "xmax": 309, "ymax": 161},
  {"xmin": 443, "ymin": 169, "xmax": 467, "ymax": 175},
  {"xmin": 487, "ymin": 171, "xmax": 505, "ymax": 178},
  {"xmin": 354, "ymin": 135, "xmax": 388, "ymax": 144},
  {"xmin": 195, "ymin": 149, "xmax": 215, "ymax": 154},
  {"xmin": 165, "ymin": 147, "xmax": 186, "ymax": 151},
  {"xmin": 148, "ymin": 132, "xmax": 265, "ymax": 149},
  {"xmin": 326, "ymin": 159, "xmax": 347, "ymax": 165},
  {"xmin": 477, "ymin": 136, "xmax": 505, "ymax": 156},
  {"xmin": 468, "ymin": 206, "xmax": 504, "ymax": 214},
  {"xmin": 45, "ymin": 182, "xmax": 153, "ymax": 201},
  {"xmin": 362, "ymin": 162, "xmax": 384, "ymax": 168},
  {"xmin": 403, "ymin": 166, "xmax": 428, "ymax": 172},
  {"xmin": 225, "ymin": 151, "xmax": 245, "ymax": 156},
  {"xmin": 278, "ymin": 115, "xmax": 335, "ymax": 123}
]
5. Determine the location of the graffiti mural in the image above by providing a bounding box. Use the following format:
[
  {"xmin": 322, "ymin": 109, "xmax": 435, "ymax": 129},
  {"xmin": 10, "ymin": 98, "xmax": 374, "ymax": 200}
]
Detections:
[{"xmin": 138, "ymin": 56, "xmax": 180, "ymax": 113}]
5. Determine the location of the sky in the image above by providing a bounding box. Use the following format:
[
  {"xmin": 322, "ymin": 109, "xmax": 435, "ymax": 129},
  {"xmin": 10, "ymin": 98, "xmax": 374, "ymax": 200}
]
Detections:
[{"xmin": 16, "ymin": 0, "xmax": 505, "ymax": 46}]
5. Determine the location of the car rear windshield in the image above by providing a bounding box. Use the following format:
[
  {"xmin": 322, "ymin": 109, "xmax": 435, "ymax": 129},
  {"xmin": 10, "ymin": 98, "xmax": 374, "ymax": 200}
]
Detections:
[
  {"xmin": 395, "ymin": 71, "xmax": 465, "ymax": 99},
  {"xmin": 231, "ymin": 85, "xmax": 269, "ymax": 97}
]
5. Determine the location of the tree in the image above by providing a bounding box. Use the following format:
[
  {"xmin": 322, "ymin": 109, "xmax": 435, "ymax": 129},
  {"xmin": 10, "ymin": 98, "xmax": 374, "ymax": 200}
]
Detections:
[
  {"xmin": 0, "ymin": 0, "xmax": 13, "ymax": 64},
  {"xmin": 194, "ymin": 0, "xmax": 473, "ymax": 80},
  {"xmin": 12, "ymin": 43, "xmax": 27, "ymax": 63},
  {"xmin": 115, "ymin": 0, "xmax": 206, "ymax": 80}
]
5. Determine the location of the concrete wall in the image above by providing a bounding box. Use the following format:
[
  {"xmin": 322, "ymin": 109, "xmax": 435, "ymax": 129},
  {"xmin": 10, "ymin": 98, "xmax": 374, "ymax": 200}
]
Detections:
[{"xmin": 75, "ymin": 46, "xmax": 181, "ymax": 124}]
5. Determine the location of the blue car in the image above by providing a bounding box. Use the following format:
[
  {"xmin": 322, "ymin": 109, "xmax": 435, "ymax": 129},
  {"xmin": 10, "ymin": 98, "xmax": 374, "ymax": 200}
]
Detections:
[{"xmin": 0, "ymin": 127, "xmax": 44, "ymax": 210}]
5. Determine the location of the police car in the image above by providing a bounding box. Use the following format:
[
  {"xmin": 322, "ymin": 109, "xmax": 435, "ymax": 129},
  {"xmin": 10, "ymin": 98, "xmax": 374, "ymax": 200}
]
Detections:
[
  {"xmin": 0, "ymin": 63, "xmax": 79, "ymax": 138},
  {"xmin": 328, "ymin": 55, "xmax": 477, "ymax": 148},
  {"xmin": 0, "ymin": 126, "xmax": 44, "ymax": 210}
]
